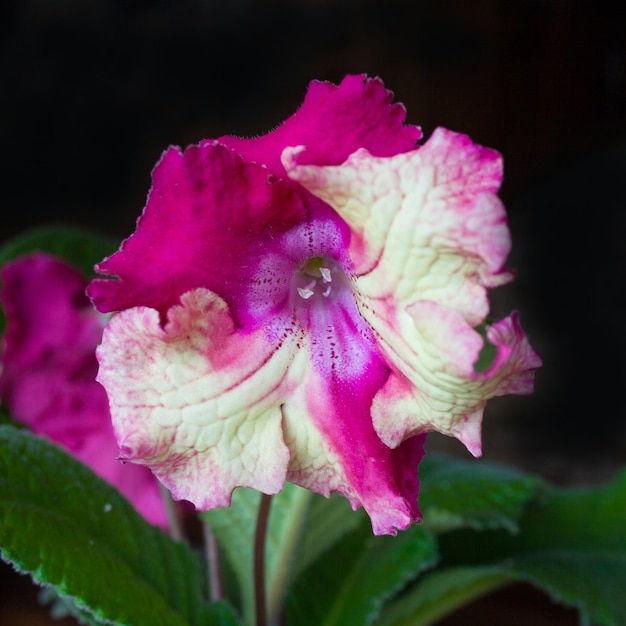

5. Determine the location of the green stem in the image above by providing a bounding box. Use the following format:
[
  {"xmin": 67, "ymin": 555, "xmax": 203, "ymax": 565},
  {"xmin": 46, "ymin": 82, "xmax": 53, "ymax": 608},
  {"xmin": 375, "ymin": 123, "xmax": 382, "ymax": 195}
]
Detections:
[
  {"xmin": 266, "ymin": 487, "xmax": 313, "ymax": 624},
  {"xmin": 254, "ymin": 493, "xmax": 273, "ymax": 626},
  {"xmin": 158, "ymin": 483, "xmax": 184, "ymax": 543}
]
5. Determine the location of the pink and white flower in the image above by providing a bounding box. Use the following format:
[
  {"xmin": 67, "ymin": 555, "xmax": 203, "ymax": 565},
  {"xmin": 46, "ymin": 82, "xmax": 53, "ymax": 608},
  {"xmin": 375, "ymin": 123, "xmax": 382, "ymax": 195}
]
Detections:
[
  {"xmin": 88, "ymin": 75, "xmax": 540, "ymax": 535},
  {"xmin": 0, "ymin": 253, "xmax": 168, "ymax": 528}
]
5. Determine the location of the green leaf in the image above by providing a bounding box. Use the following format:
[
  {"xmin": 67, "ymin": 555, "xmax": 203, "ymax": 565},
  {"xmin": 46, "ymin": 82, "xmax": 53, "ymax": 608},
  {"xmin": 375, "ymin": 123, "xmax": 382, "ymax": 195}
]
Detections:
[
  {"xmin": 372, "ymin": 565, "xmax": 513, "ymax": 626},
  {"xmin": 0, "ymin": 224, "xmax": 117, "ymax": 278},
  {"xmin": 0, "ymin": 425, "xmax": 239, "ymax": 626},
  {"xmin": 286, "ymin": 523, "xmax": 437, "ymax": 626},
  {"xmin": 293, "ymin": 492, "xmax": 366, "ymax": 579},
  {"xmin": 507, "ymin": 472, "xmax": 626, "ymax": 626},
  {"xmin": 264, "ymin": 484, "xmax": 313, "ymax": 623},
  {"xmin": 439, "ymin": 469, "xmax": 626, "ymax": 626},
  {"xmin": 473, "ymin": 323, "xmax": 498, "ymax": 373},
  {"xmin": 203, "ymin": 486, "xmax": 399, "ymax": 626},
  {"xmin": 39, "ymin": 587, "xmax": 113, "ymax": 625},
  {"xmin": 418, "ymin": 452, "xmax": 539, "ymax": 533}
]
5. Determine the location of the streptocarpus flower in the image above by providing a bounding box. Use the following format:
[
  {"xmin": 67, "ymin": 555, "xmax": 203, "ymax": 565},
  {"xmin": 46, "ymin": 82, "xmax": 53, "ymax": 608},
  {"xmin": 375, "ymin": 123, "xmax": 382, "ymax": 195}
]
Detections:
[
  {"xmin": 0, "ymin": 253, "xmax": 168, "ymax": 528},
  {"xmin": 89, "ymin": 75, "xmax": 540, "ymax": 535}
]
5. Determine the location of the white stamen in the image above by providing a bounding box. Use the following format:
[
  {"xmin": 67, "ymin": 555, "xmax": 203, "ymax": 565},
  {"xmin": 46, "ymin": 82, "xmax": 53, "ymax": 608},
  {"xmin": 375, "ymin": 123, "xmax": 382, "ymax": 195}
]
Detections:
[
  {"xmin": 297, "ymin": 287, "xmax": 315, "ymax": 299},
  {"xmin": 296, "ymin": 259, "xmax": 340, "ymax": 301},
  {"xmin": 319, "ymin": 267, "xmax": 332, "ymax": 283}
]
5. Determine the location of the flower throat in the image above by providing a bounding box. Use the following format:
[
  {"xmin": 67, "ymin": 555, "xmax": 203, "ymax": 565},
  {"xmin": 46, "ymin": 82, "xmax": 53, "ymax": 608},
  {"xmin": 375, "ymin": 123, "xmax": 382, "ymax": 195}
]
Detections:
[{"xmin": 296, "ymin": 256, "xmax": 338, "ymax": 300}]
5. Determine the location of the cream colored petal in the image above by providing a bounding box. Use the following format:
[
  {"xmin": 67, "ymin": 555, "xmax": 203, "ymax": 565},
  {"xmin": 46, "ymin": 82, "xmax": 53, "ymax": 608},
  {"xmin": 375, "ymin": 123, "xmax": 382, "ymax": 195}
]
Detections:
[
  {"xmin": 371, "ymin": 303, "xmax": 540, "ymax": 456},
  {"xmin": 283, "ymin": 128, "xmax": 510, "ymax": 327},
  {"xmin": 96, "ymin": 288, "xmax": 293, "ymax": 509}
]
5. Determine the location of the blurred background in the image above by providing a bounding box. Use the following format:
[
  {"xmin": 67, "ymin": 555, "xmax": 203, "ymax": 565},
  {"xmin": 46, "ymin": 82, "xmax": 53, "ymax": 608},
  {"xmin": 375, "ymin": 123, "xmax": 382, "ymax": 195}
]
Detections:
[{"xmin": 1, "ymin": 0, "xmax": 625, "ymax": 623}]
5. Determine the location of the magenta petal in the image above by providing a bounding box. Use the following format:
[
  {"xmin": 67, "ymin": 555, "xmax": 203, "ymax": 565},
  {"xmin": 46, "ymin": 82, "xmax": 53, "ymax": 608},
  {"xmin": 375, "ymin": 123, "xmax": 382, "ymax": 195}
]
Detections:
[
  {"xmin": 0, "ymin": 253, "xmax": 105, "ymax": 440},
  {"xmin": 281, "ymin": 287, "xmax": 423, "ymax": 535},
  {"xmin": 217, "ymin": 74, "xmax": 421, "ymax": 176},
  {"xmin": 0, "ymin": 253, "xmax": 168, "ymax": 528},
  {"xmin": 284, "ymin": 363, "xmax": 425, "ymax": 535},
  {"xmin": 88, "ymin": 142, "xmax": 307, "ymax": 321}
]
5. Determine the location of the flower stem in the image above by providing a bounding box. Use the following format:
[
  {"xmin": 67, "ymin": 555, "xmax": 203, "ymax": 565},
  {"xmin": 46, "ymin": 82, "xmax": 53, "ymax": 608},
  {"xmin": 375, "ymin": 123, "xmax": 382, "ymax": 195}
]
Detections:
[
  {"xmin": 203, "ymin": 519, "xmax": 223, "ymax": 602},
  {"xmin": 254, "ymin": 493, "xmax": 273, "ymax": 626},
  {"xmin": 158, "ymin": 482, "xmax": 184, "ymax": 542}
]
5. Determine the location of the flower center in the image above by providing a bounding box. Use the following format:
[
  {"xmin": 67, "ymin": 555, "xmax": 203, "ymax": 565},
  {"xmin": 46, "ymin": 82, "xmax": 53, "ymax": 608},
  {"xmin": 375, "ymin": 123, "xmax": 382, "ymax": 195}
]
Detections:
[{"xmin": 296, "ymin": 256, "xmax": 339, "ymax": 301}]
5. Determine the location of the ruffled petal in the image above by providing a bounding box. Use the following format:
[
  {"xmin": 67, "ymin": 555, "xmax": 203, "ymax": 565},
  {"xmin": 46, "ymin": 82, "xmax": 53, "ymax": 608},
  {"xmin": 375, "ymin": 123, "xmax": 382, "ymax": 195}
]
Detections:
[
  {"xmin": 218, "ymin": 74, "xmax": 421, "ymax": 176},
  {"xmin": 283, "ymin": 352, "xmax": 424, "ymax": 536},
  {"xmin": 281, "ymin": 284, "xmax": 423, "ymax": 535},
  {"xmin": 371, "ymin": 303, "xmax": 541, "ymax": 456},
  {"xmin": 96, "ymin": 288, "xmax": 293, "ymax": 508},
  {"xmin": 283, "ymin": 127, "xmax": 511, "ymax": 327},
  {"xmin": 88, "ymin": 142, "xmax": 307, "ymax": 323},
  {"xmin": 481, "ymin": 312, "xmax": 543, "ymax": 396}
]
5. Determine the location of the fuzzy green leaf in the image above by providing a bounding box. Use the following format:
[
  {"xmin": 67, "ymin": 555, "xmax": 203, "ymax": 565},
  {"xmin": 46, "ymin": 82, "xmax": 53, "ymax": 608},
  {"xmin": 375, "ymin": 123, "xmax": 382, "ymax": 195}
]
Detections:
[
  {"xmin": 505, "ymin": 471, "xmax": 626, "ymax": 626},
  {"xmin": 418, "ymin": 452, "xmax": 539, "ymax": 533},
  {"xmin": 203, "ymin": 486, "xmax": 383, "ymax": 625},
  {"xmin": 286, "ymin": 523, "xmax": 437, "ymax": 626},
  {"xmin": 372, "ymin": 565, "xmax": 513, "ymax": 626},
  {"xmin": 439, "ymin": 469, "xmax": 626, "ymax": 626},
  {"xmin": 293, "ymin": 492, "xmax": 366, "ymax": 578},
  {"xmin": 0, "ymin": 425, "xmax": 238, "ymax": 626}
]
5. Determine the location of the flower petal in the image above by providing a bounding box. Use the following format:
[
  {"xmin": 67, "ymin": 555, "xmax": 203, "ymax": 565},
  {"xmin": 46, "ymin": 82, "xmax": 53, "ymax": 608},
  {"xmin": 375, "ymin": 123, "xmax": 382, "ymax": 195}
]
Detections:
[
  {"xmin": 283, "ymin": 373, "xmax": 425, "ymax": 535},
  {"xmin": 88, "ymin": 142, "xmax": 307, "ymax": 322},
  {"xmin": 284, "ymin": 127, "xmax": 511, "ymax": 327},
  {"xmin": 96, "ymin": 288, "xmax": 293, "ymax": 508},
  {"xmin": 0, "ymin": 253, "xmax": 108, "ymax": 444},
  {"xmin": 482, "ymin": 312, "xmax": 543, "ymax": 395},
  {"xmin": 0, "ymin": 253, "xmax": 167, "ymax": 527},
  {"xmin": 218, "ymin": 74, "xmax": 421, "ymax": 176},
  {"xmin": 281, "ymin": 291, "xmax": 424, "ymax": 535},
  {"xmin": 371, "ymin": 302, "xmax": 541, "ymax": 456}
]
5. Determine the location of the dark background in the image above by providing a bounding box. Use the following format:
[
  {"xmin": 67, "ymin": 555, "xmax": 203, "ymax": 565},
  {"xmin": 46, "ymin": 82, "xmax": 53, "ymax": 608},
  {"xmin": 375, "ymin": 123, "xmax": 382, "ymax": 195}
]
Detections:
[
  {"xmin": 1, "ymin": 1, "xmax": 625, "ymax": 622},
  {"xmin": 2, "ymin": 0, "xmax": 626, "ymax": 473}
]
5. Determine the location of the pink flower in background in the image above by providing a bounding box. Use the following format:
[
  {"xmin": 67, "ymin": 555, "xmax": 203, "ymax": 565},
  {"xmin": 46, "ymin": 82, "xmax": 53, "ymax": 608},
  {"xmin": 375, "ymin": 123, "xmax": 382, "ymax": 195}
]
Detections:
[
  {"xmin": 0, "ymin": 253, "xmax": 167, "ymax": 528},
  {"xmin": 89, "ymin": 75, "xmax": 540, "ymax": 535}
]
